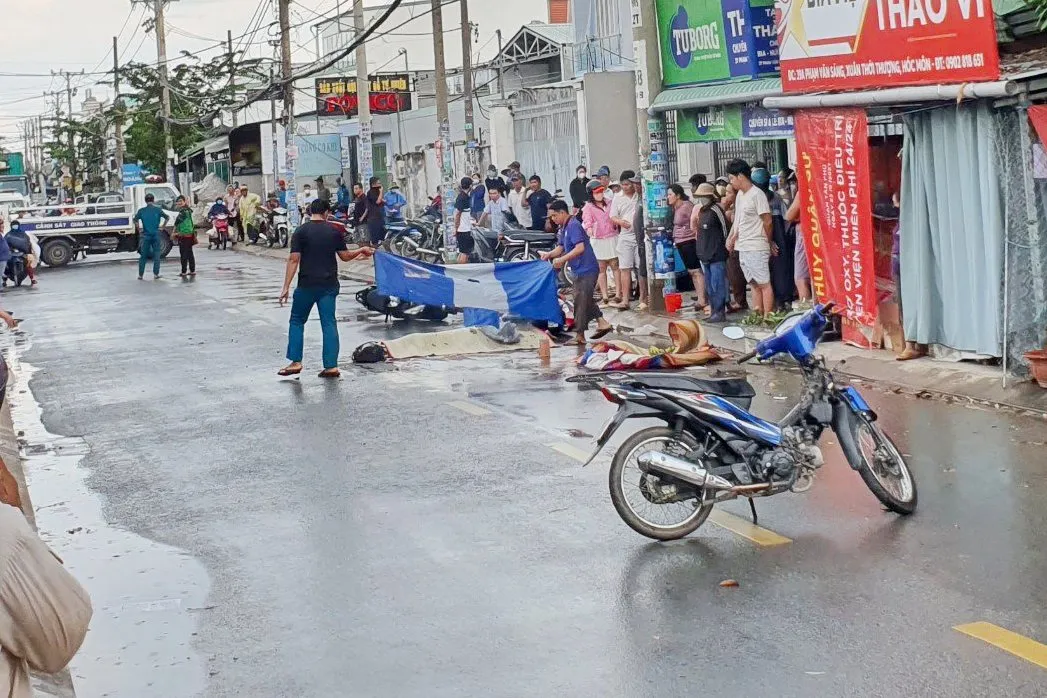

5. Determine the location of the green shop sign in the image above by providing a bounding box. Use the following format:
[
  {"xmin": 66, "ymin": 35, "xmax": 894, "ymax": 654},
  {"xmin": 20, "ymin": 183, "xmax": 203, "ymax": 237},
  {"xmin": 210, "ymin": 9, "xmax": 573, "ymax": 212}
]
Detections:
[
  {"xmin": 657, "ymin": 0, "xmax": 779, "ymax": 88},
  {"xmin": 677, "ymin": 105, "xmax": 743, "ymax": 143}
]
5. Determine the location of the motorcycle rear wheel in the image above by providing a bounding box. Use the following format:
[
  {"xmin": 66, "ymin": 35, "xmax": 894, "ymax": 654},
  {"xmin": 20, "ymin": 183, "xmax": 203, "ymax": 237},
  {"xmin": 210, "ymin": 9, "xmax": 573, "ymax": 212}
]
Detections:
[{"xmin": 609, "ymin": 427, "xmax": 713, "ymax": 541}]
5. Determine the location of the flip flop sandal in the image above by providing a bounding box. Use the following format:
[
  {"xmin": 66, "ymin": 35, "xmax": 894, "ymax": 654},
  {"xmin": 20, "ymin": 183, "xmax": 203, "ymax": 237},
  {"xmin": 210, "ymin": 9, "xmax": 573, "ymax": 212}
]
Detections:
[
  {"xmin": 590, "ymin": 327, "xmax": 613, "ymax": 340},
  {"xmin": 318, "ymin": 368, "xmax": 342, "ymax": 378},
  {"xmin": 277, "ymin": 365, "xmax": 303, "ymax": 376}
]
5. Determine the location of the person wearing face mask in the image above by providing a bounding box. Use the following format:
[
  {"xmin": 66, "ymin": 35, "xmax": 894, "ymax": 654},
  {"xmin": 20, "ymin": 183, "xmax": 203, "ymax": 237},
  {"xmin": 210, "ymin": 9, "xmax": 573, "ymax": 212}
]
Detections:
[
  {"xmin": 690, "ymin": 183, "xmax": 729, "ymax": 321},
  {"xmin": 484, "ymin": 166, "xmax": 507, "ymax": 197},
  {"xmin": 569, "ymin": 165, "xmax": 589, "ymax": 213},
  {"xmin": 582, "ymin": 179, "xmax": 619, "ymax": 305},
  {"xmin": 469, "ymin": 173, "xmax": 486, "ymax": 221}
]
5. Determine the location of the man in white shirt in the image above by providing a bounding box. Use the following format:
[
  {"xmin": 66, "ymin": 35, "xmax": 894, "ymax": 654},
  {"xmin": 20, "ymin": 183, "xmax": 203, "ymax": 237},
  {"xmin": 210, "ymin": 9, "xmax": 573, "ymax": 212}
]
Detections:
[
  {"xmin": 506, "ymin": 175, "xmax": 532, "ymax": 229},
  {"xmin": 609, "ymin": 170, "xmax": 641, "ymax": 310},
  {"xmin": 297, "ymin": 184, "xmax": 317, "ymax": 216},
  {"xmin": 478, "ymin": 186, "xmax": 510, "ymax": 233},
  {"xmin": 725, "ymin": 159, "xmax": 775, "ymax": 319}
]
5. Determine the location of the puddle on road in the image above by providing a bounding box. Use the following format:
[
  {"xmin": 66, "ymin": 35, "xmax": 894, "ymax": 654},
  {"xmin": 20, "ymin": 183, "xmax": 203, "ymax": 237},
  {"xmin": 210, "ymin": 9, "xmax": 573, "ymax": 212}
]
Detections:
[{"xmin": 5, "ymin": 343, "xmax": 210, "ymax": 698}]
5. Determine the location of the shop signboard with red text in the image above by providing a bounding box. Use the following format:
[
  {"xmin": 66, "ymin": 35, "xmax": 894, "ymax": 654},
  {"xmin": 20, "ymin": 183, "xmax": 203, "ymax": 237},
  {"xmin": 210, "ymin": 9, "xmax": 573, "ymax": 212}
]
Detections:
[
  {"xmin": 775, "ymin": 0, "xmax": 1000, "ymax": 92},
  {"xmin": 314, "ymin": 73, "xmax": 413, "ymax": 117},
  {"xmin": 795, "ymin": 109, "xmax": 879, "ymax": 347}
]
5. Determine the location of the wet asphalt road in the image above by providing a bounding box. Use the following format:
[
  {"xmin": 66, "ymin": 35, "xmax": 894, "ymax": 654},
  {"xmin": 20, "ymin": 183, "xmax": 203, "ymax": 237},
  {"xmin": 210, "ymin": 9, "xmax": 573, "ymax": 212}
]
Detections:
[{"xmin": 6, "ymin": 250, "xmax": 1047, "ymax": 698}]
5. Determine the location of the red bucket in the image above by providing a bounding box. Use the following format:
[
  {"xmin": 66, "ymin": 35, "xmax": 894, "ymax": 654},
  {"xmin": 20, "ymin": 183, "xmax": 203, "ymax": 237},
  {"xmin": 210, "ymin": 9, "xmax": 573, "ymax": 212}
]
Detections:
[{"xmin": 664, "ymin": 292, "xmax": 682, "ymax": 313}]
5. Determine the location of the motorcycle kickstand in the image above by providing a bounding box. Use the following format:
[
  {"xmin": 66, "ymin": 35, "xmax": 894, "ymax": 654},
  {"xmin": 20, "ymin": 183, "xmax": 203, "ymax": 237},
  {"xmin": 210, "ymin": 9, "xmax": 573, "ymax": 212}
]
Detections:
[{"xmin": 747, "ymin": 498, "xmax": 758, "ymax": 525}]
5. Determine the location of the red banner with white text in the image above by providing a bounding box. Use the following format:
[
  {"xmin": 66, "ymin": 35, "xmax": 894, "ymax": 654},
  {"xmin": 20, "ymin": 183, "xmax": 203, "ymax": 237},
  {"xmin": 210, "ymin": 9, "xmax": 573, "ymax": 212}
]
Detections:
[
  {"xmin": 795, "ymin": 109, "xmax": 878, "ymax": 347},
  {"xmin": 776, "ymin": 0, "xmax": 1000, "ymax": 92}
]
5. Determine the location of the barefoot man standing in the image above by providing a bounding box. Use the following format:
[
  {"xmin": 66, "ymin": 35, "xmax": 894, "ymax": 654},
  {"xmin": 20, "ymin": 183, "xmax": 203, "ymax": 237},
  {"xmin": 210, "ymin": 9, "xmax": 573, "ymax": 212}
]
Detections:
[{"xmin": 278, "ymin": 199, "xmax": 373, "ymax": 379}]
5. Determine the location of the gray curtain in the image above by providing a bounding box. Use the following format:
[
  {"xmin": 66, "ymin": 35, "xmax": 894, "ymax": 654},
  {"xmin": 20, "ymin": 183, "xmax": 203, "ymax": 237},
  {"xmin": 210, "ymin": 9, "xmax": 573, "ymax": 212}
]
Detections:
[{"xmin": 900, "ymin": 104, "xmax": 1004, "ymax": 356}]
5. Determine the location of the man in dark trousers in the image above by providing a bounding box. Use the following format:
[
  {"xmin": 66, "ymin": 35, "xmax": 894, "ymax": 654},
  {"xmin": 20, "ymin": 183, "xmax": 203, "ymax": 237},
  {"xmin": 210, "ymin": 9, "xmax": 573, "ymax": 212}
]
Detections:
[
  {"xmin": 278, "ymin": 199, "xmax": 373, "ymax": 379},
  {"xmin": 569, "ymin": 165, "xmax": 589, "ymax": 214},
  {"xmin": 133, "ymin": 193, "xmax": 170, "ymax": 280},
  {"xmin": 364, "ymin": 176, "xmax": 386, "ymax": 247}
]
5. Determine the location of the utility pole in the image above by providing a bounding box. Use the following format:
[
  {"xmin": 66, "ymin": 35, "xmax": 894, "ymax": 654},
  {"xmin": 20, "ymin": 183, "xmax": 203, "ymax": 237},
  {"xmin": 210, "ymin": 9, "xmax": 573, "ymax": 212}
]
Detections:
[
  {"xmin": 51, "ymin": 70, "xmax": 83, "ymax": 197},
  {"xmin": 461, "ymin": 0, "xmax": 477, "ymax": 176},
  {"xmin": 132, "ymin": 0, "xmax": 178, "ymax": 185},
  {"xmin": 496, "ymin": 29, "xmax": 504, "ymax": 100},
  {"xmin": 431, "ymin": 0, "xmax": 455, "ymax": 255},
  {"xmin": 632, "ymin": 0, "xmax": 669, "ymax": 310},
  {"xmin": 153, "ymin": 0, "xmax": 177, "ymax": 186},
  {"xmin": 113, "ymin": 35, "xmax": 127, "ymax": 192},
  {"xmin": 269, "ymin": 65, "xmax": 279, "ymax": 197},
  {"xmin": 228, "ymin": 30, "xmax": 238, "ymax": 128},
  {"xmin": 354, "ymin": 0, "xmax": 373, "ymax": 185},
  {"xmin": 36, "ymin": 115, "xmax": 46, "ymax": 197},
  {"xmin": 278, "ymin": 0, "xmax": 300, "ymax": 229}
]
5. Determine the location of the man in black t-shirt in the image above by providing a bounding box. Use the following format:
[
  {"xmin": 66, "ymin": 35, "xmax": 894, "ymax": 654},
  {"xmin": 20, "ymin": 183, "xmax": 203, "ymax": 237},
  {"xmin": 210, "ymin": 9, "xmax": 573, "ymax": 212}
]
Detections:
[
  {"xmin": 278, "ymin": 199, "xmax": 373, "ymax": 378},
  {"xmin": 453, "ymin": 177, "xmax": 474, "ymax": 264}
]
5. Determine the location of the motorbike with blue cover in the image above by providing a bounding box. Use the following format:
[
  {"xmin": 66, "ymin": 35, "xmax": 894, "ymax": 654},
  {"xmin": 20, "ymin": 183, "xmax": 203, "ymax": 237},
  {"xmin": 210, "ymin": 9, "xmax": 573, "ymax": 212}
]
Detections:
[{"xmin": 579, "ymin": 303, "xmax": 918, "ymax": 541}]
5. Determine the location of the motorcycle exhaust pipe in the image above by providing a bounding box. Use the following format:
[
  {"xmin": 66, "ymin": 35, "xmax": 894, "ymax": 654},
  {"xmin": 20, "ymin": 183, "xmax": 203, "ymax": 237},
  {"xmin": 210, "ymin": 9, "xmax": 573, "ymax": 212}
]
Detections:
[{"xmin": 636, "ymin": 451, "xmax": 735, "ymax": 490}]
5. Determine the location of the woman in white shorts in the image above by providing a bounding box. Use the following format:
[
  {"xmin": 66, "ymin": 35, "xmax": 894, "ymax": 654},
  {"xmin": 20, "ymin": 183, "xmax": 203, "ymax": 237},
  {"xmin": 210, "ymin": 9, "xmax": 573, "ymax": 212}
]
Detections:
[{"xmin": 582, "ymin": 179, "xmax": 619, "ymax": 304}]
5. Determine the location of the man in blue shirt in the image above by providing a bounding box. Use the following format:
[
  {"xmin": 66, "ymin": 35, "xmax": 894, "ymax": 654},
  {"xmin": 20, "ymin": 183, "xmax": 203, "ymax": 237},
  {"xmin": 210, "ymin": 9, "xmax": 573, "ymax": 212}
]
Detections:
[
  {"xmin": 524, "ymin": 175, "xmax": 552, "ymax": 232},
  {"xmin": 133, "ymin": 193, "xmax": 170, "ymax": 280},
  {"xmin": 335, "ymin": 178, "xmax": 351, "ymax": 214},
  {"xmin": 541, "ymin": 200, "xmax": 612, "ymax": 345},
  {"xmin": 384, "ymin": 183, "xmax": 407, "ymax": 223}
]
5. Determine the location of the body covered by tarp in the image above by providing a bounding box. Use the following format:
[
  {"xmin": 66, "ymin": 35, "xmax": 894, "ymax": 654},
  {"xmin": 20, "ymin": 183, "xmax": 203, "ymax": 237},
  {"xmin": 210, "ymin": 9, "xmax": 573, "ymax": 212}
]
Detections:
[{"xmin": 374, "ymin": 252, "xmax": 562, "ymax": 325}]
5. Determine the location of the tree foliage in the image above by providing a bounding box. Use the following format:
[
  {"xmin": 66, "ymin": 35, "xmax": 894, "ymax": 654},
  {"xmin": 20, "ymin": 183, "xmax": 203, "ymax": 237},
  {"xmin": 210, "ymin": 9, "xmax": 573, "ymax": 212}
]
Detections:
[{"xmin": 120, "ymin": 49, "xmax": 271, "ymax": 173}]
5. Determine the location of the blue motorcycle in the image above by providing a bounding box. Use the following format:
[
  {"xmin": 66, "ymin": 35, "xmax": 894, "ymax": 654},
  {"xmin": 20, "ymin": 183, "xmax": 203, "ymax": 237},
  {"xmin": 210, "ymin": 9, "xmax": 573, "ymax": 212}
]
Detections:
[{"xmin": 580, "ymin": 303, "xmax": 917, "ymax": 541}]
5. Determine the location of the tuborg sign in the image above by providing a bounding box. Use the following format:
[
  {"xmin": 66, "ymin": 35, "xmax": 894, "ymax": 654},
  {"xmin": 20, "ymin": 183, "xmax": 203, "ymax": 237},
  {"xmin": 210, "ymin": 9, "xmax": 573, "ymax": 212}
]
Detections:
[{"xmin": 657, "ymin": 0, "xmax": 779, "ymax": 88}]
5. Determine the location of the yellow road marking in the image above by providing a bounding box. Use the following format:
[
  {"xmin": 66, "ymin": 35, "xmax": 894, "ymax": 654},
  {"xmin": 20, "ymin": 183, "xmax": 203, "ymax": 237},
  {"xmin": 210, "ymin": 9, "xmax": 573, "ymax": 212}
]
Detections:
[
  {"xmin": 548, "ymin": 442, "xmax": 590, "ymax": 463},
  {"xmin": 954, "ymin": 622, "xmax": 1047, "ymax": 670},
  {"xmin": 707, "ymin": 509, "xmax": 792, "ymax": 547},
  {"xmin": 447, "ymin": 400, "xmax": 490, "ymax": 416}
]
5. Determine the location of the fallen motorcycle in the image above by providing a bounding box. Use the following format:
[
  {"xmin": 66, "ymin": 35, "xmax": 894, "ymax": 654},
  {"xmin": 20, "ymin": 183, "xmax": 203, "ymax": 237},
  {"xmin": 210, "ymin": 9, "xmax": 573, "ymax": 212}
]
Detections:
[
  {"xmin": 354, "ymin": 285, "xmax": 453, "ymax": 322},
  {"xmin": 579, "ymin": 302, "xmax": 917, "ymax": 541}
]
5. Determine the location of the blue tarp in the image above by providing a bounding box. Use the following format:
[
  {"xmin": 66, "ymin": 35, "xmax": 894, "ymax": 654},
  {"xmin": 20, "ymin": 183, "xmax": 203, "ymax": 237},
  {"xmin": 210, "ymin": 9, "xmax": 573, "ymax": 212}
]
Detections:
[{"xmin": 374, "ymin": 253, "xmax": 562, "ymax": 325}]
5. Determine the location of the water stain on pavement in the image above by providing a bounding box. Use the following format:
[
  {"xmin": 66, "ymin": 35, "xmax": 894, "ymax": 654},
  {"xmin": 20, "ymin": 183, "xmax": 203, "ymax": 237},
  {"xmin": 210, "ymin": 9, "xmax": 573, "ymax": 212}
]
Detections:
[{"xmin": 3, "ymin": 340, "xmax": 210, "ymax": 698}]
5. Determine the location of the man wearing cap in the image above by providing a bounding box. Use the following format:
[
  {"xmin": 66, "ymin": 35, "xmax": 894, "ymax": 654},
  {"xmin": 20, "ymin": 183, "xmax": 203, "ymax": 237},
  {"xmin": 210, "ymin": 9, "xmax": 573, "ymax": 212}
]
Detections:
[
  {"xmin": 454, "ymin": 177, "xmax": 475, "ymax": 264},
  {"xmin": 596, "ymin": 165, "xmax": 612, "ymax": 189},
  {"xmin": 315, "ymin": 176, "xmax": 332, "ymax": 205},
  {"xmin": 507, "ymin": 175, "xmax": 531, "ymax": 229},
  {"xmin": 691, "ymin": 182, "xmax": 730, "ymax": 321},
  {"xmin": 610, "ymin": 170, "xmax": 642, "ymax": 310},
  {"xmin": 484, "ymin": 165, "xmax": 507, "ymax": 197}
]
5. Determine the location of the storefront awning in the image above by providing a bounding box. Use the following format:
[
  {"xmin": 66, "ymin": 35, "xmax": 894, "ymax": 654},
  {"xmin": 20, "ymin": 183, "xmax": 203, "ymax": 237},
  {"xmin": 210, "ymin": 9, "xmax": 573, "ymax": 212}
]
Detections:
[
  {"xmin": 648, "ymin": 78, "xmax": 782, "ymax": 115},
  {"xmin": 762, "ymin": 81, "xmax": 1017, "ymax": 109}
]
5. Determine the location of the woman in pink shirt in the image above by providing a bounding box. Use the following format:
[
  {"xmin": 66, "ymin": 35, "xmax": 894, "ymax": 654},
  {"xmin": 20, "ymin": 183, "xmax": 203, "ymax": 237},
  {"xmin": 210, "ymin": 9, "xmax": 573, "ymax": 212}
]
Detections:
[{"xmin": 582, "ymin": 180, "xmax": 619, "ymax": 304}]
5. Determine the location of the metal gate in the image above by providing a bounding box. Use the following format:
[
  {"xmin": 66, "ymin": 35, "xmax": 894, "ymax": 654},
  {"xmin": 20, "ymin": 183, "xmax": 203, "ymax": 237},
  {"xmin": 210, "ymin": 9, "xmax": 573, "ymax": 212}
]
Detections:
[
  {"xmin": 513, "ymin": 87, "xmax": 580, "ymax": 194},
  {"xmin": 712, "ymin": 140, "xmax": 783, "ymax": 176}
]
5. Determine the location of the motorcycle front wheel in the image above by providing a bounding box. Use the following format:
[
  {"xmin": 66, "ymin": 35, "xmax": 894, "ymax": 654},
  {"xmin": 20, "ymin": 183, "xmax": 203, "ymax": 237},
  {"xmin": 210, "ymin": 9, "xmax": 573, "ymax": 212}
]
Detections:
[
  {"xmin": 609, "ymin": 427, "xmax": 713, "ymax": 541},
  {"xmin": 841, "ymin": 412, "xmax": 918, "ymax": 515}
]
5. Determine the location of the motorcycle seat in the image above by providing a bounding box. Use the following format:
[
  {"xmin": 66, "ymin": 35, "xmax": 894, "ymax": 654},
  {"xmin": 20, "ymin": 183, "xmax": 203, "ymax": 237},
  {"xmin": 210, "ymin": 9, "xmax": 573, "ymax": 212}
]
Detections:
[
  {"xmin": 502, "ymin": 230, "xmax": 557, "ymax": 243},
  {"xmin": 620, "ymin": 372, "xmax": 756, "ymax": 399}
]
